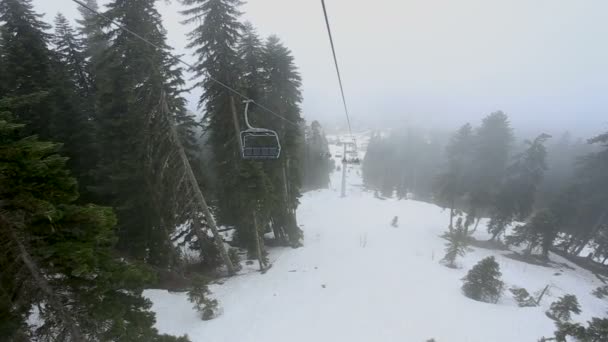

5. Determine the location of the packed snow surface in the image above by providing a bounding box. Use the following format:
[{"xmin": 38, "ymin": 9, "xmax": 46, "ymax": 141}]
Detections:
[{"xmin": 146, "ymin": 133, "xmax": 607, "ymax": 342}]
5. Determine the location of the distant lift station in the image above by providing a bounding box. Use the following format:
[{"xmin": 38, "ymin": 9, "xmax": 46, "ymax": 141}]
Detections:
[{"xmin": 240, "ymin": 100, "xmax": 282, "ymax": 160}]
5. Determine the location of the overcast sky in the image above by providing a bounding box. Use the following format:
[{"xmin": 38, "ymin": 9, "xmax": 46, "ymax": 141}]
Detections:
[{"xmin": 31, "ymin": 0, "xmax": 608, "ymax": 137}]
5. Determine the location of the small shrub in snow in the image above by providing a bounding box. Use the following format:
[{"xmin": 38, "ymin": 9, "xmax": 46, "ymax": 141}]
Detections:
[
  {"xmin": 391, "ymin": 216, "xmax": 399, "ymax": 227},
  {"xmin": 592, "ymin": 285, "xmax": 608, "ymax": 299},
  {"xmin": 228, "ymin": 248, "xmax": 242, "ymax": 271},
  {"xmin": 550, "ymin": 317, "xmax": 608, "ymax": 341},
  {"xmin": 546, "ymin": 294, "xmax": 581, "ymax": 322},
  {"xmin": 188, "ymin": 275, "xmax": 219, "ymax": 320},
  {"xmin": 461, "ymin": 256, "xmax": 504, "ymax": 303},
  {"xmin": 441, "ymin": 228, "xmax": 470, "ymax": 268},
  {"xmin": 510, "ymin": 287, "xmax": 537, "ymax": 307}
]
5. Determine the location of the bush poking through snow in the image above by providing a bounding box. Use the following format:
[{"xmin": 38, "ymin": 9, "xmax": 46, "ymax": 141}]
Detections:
[
  {"xmin": 550, "ymin": 317, "xmax": 608, "ymax": 341},
  {"xmin": 546, "ymin": 294, "xmax": 581, "ymax": 322},
  {"xmin": 462, "ymin": 256, "xmax": 504, "ymax": 303},
  {"xmin": 592, "ymin": 285, "xmax": 608, "ymax": 299},
  {"xmin": 441, "ymin": 228, "xmax": 470, "ymax": 268},
  {"xmin": 188, "ymin": 275, "xmax": 219, "ymax": 320},
  {"xmin": 510, "ymin": 287, "xmax": 538, "ymax": 307},
  {"xmin": 228, "ymin": 248, "xmax": 242, "ymax": 271},
  {"xmin": 391, "ymin": 216, "xmax": 399, "ymax": 227}
]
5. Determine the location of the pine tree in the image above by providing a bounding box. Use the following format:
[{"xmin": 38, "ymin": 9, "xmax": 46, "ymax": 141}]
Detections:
[
  {"xmin": 188, "ymin": 275, "xmax": 219, "ymax": 320},
  {"xmin": 0, "ymin": 107, "xmax": 188, "ymax": 341},
  {"xmin": 50, "ymin": 13, "xmax": 98, "ymax": 200},
  {"xmin": 0, "ymin": 25, "xmax": 7, "ymax": 97},
  {"xmin": 488, "ymin": 133, "xmax": 550, "ymax": 240},
  {"xmin": 467, "ymin": 112, "xmax": 512, "ymax": 233},
  {"xmin": 260, "ymin": 35, "xmax": 305, "ymax": 246},
  {"xmin": 303, "ymin": 120, "xmax": 333, "ymax": 190},
  {"xmin": 507, "ymin": 209, "xmax": 557, "ymax": 259},
  {"xmin": 462, "ymin": 256, "xmax": 504, "ymax": 303},
  {"xmin": 182, "ymin": 0, "xmax": 248, "ymax": 240},
  {"xmin": 441, "ymin": 218, "xmax": 471, "ymax": 268},
  {"xmin": 0, "ymin": 0, "xmax": 54, "ymax": 137},
  {"xmin": 435, "ymin": 123, "xmax": 474, "ymax": 231},
  {"xmin": 94, "ymin": 0, "xmax": 202, "ymax": 268},
  {"xmin": 546, "ymin": 294, "xmax": 581, "ymax": 322},
  {"xmin": 76, "ymin": 0, "xmax": 107, "ymax": 63},
  {"xmin": 509, "ymin": 287, "xmax": 537, "ymax": 307}
]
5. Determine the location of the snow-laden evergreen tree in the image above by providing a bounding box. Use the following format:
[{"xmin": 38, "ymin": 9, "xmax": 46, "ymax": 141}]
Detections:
[
  {"xmin": 435, "ymin": 123, "xmax": 474, "ymax": 231},
  {"xmin": 546, "ymin": 294, "xmax": 581, "ymax": 322},
  {"xmin": 461, "ymin": 256, "xmax": 504, "ymax": 303},
  {"xmin": 509, "ymin": 287, "xmax": 537, "ymax": 307},
  {"xmin": 0, "ymin": 108, "xmax": 188, "ymax": 341},
  {"xmin": 506, "ymin": 209, "xmax": 558, "ymax": 259}
]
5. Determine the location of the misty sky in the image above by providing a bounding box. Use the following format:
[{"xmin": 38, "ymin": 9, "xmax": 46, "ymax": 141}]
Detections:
[{"xmin": 31, "ymin": 0, "xmax": 608, "ymax": 137}]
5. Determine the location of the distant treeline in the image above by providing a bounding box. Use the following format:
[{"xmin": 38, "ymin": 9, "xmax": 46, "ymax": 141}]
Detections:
[{"xmin": 363, "ymin": 111, "xmax": 607, "ymax": 262}]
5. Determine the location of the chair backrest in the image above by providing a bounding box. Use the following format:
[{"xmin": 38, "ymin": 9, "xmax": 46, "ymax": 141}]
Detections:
[{"xmin": 241, "ymin": 130, "xmax": 281, "ymax": 159}]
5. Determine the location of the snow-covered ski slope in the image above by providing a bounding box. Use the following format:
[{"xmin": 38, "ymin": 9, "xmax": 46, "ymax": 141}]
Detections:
[{"xmin": 146, "ymin": 133, "xmax": 607, "ymax": 342}]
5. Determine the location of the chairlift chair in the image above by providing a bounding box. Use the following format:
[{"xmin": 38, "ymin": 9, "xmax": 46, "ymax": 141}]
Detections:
[{"xmin": 240, "ymin": 100, "xmax": 281, "ymax": 160}]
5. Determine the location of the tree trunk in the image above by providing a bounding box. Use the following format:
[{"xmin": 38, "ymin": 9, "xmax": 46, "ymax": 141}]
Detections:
[
  {"xmin": 160, "ymin": 93, "xmax": 235, "ymax": 275},
  {"xmin": 252, "ymin": 213, "xmax": 267, "ymax": 271},
  {"xmin": 230, "ymin": 96, "xmax": 243, "ymax": 152},
  {"xmin": 470, "ymin": 216, "xmax": 481, "ymax": 234},
  {"xmin": 449, "ymin": 204, "xmax": 454, "ymax": 232},
  {"xmin": 536, "ymin": 284, "xmax": 550, "ymax": 305}
]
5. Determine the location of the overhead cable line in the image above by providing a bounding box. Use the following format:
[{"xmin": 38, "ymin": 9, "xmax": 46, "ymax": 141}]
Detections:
[
  {"xmin": 320, "ymin": 0, "xmax": 354, "ymax": 138},
  {"xmin": 71, "ymin": 0, "xmax": 299, "ymax": 127}
]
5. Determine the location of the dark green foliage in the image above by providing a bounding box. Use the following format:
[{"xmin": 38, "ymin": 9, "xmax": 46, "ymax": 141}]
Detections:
[
  {"xmin": 551, "ymin": 317, "xmax": 608, "ymax": 342},
  {"xmin": 182, "ymin": 0, "xmax": 250, "ymax": 245},
  {"xmin": 509, "ymin": 287, "xmax": 537, "ymax": 307},
  {"xmin": 488, "ymin": 133, "xmax": 550, "ymax": 240},
  {"xmin": 0, "ymin": 111, "xmax": 187, "ymax": 341},
  {"xmin": 471, "ymin": 111, "xmax": 513, "ymax": 214},
  {"xmin": 592, "ymin": 285, "xmax": 608, "ymax": 299},
  {"xmin": 434, "ymin": 123, "xmax": 475, "ymax": 228},
  {"xmin": 462, "ymin": 256, "xmax": 504, "ymax": 303},
  {"xmin": 50, "ymin": 13, "xmax": 98, "ymax": 200},
  {"xmin": 0, "ymin": 0, "xmax": 54, "ymax": 137},
  {"xmin": 441, "ymin": 220, "xmax": 471, "ymax": 268},
  {"xmin": 76, "ymin": 0, "xmax": 107, "ymax": 63},
  {"xmin": 506, "ymin": 209, "xmax": 558, "ymax": 259},
  {"xmin": 546, "ymin": 294, "xmax": 581, "ymax": 322},
  {"xmin": 259, "ymin": 35, "xmax": 304, "ymax": 246},
  {"xmin": 92, "ymin": 0, "xmax": 201, "ymax": 267},
  {"xmin": 188, "ymin": 276, "xmax": 219, "ymax": 320}
]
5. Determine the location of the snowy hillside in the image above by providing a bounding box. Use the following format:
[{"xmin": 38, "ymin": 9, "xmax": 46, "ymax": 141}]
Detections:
[{"xmin": 146, "ymin": 133, "xmax": 607, "ymax": 342}]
